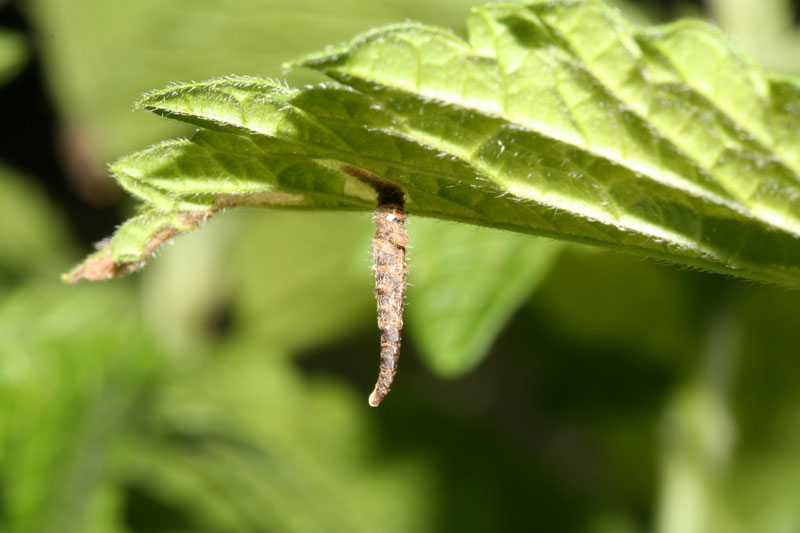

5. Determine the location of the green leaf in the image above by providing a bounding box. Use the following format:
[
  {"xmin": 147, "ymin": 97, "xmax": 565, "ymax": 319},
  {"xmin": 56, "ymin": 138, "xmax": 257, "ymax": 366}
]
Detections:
[
  {"xmin": 0, "ymin": 163, "xmax": 72, "ymax": 281},
  {"xmin": 67, "ymin": 0, "xmax": 800, "ymax": 288},
  {"xmin": 0, "ymin": 29, "xmax": 26, "ymax": 85},
  {"xmin": 408, "ymin": 220, "xmax": 561, "ymax": 376}
]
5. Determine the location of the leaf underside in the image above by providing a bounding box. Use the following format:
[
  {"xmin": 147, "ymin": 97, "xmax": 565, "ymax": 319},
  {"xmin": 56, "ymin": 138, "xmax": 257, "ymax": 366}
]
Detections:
[{"xmin": 65, "ymin": 0, "xmax": 800, "ymax": 287}]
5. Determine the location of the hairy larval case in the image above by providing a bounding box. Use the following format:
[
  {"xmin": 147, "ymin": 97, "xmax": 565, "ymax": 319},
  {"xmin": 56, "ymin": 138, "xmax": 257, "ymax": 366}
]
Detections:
[{"xmin": 368, "ymin": 203, "xmax": 408, "ymax": 406}]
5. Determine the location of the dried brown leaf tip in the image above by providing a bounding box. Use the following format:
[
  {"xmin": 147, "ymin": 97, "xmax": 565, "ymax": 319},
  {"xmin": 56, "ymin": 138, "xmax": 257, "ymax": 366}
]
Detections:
[
  {"xmin": 61, "ymin": 242, "xmax": 140, "ymax": 283},
  {"xmin": 62, "ymin": 210, "xmax": 213, "ymax": 283}
]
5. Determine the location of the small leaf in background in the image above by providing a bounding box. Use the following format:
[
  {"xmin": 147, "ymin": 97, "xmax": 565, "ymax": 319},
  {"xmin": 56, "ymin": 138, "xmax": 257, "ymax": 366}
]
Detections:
[
  {"xmin": 0, "ymin": 163, "xmax": 72, "ymax": 282},
  {"xmin": 408, "ymin": 220, "xmax": 561, "ymax": 376},
  {"xmin": 0, "ymin": 28, "xmax": 26, "ymax": 85}
]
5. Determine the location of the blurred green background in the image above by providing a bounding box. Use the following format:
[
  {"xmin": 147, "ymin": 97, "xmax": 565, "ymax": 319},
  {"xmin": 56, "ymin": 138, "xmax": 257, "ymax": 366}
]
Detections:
[{"xmin": 1, "ymin": 0, "xmax": 800, "ymax": 531}]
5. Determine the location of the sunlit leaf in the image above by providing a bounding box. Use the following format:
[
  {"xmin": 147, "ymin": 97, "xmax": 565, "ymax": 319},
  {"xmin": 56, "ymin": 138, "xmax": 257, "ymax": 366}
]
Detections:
[{"xmin": 66, "ymin": 0, "xmax": 800, "ymax": 288}]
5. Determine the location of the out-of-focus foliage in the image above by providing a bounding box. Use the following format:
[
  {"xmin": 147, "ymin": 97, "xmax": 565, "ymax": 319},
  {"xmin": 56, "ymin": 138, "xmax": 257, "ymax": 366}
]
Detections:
[
  {"xmin": 0, "ymin": 27, "xmax": 25, "ymax": 85},
  {"xmin": 124, "ymin": 344, "xmax": 439, "ymax": 533},
  {"xmin": 707, "ymin": 0, "xmax": 800, "ymax": 73},
  {"xmin": 0, "ymin": 280, "xmax": 160, "ymax": 533},
  {"xmin": 25, "ymin": 0, "xmax": 476, "ymax": 163},
  {"xmin": 0, "ymin": 165, "xmax": 159, "ymax": 533},
  {"xmin": 0, "ymin": 164, "xmax": 69, "ymax": 280},
  {"xmin": 408, "ymin": 221, "xmax": 562, "ymax": 375},
  {"xmin": 2, "ymin": 0, "xmax": 800, "ymax": 532}
]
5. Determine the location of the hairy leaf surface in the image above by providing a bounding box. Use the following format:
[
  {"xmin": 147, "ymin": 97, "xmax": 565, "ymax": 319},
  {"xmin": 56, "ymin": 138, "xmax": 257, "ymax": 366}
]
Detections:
[{"xmin": 66, "ymin": 0, "xmax": 800, "ymax": 287}]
